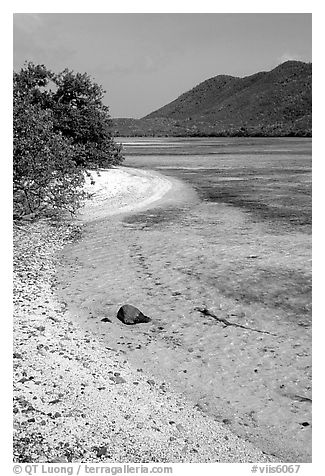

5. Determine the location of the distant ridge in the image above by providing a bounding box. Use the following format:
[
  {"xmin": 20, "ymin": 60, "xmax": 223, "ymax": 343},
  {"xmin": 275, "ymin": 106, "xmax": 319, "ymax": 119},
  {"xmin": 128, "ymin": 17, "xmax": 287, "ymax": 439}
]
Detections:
[{"xmin": 113, "ymin": 61, "xmax": 311, "ymax": 137}]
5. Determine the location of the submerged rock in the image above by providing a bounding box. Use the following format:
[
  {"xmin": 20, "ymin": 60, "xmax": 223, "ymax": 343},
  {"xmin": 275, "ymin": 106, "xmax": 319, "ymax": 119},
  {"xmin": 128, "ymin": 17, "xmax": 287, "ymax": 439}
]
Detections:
[{"xmin": 117, "ymin": 304, "xmax": 151, "ymax": 325}]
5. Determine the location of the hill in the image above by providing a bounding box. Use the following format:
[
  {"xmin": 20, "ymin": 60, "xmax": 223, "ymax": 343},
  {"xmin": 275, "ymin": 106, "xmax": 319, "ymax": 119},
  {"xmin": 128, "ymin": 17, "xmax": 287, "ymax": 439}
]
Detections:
[{"xmin": 113, "ymin": 61, "xmax": 311, "ymax": 137}]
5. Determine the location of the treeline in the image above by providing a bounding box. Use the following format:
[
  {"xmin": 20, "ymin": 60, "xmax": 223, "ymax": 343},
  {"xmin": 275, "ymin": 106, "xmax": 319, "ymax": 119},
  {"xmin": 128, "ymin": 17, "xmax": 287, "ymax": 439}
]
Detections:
[
  {"xmin": 113, "ymin": 117, "xmax": 312, "ymax": 137},
  {"xmin": 13, "ymin": 62, "xmax": 124, "ymax": 219}
]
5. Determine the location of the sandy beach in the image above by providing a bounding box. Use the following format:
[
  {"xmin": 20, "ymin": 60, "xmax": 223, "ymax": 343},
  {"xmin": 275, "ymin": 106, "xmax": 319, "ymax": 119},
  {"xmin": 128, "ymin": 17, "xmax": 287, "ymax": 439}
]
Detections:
[
  {"xmin": 80, "ymin": 167, "xmax": 174, "ymax": 221},
  {"xmin": 13, "ymin": 167, "xmax": 279, "ymax": 463}
]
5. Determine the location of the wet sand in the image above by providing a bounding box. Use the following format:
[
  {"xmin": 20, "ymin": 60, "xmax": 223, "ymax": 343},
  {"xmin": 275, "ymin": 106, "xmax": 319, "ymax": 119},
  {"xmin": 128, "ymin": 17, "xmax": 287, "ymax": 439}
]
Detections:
[
  {"xmin": 55, "ymin": 166, "xmax": 311, "ymax": 462},
  {"xmin": 80, "ymin": 167, "xmax": 196, "ymax": 221}
]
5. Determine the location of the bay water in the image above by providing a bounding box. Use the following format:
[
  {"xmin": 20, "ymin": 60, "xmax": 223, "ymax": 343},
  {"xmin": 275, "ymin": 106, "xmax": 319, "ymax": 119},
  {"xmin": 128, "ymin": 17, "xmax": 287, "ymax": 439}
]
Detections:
[{"xmin": 56, "ymin": 137, "xmax": 312, "ymax": 461}]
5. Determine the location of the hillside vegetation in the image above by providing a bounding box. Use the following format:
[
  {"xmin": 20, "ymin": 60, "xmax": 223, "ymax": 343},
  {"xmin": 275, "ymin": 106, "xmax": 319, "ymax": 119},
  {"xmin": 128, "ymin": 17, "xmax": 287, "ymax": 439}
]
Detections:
[{"xmin": 113, "ymin": 61, "xmax": 311, "ymax": 137}]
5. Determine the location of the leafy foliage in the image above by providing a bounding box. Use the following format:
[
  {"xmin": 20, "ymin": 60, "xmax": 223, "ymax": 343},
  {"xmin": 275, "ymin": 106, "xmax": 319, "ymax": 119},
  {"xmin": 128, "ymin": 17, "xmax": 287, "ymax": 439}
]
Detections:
[
  {"xmin": 50, "ymin": 69, "xmax": 123, "ymax": 167},
  {"xmin": 13, "ymin": 100, "xmax": 86, "ymax": 218},
  {"xmin": 13, "ymin": 62, "xmax": 123, "ymax": 219}
]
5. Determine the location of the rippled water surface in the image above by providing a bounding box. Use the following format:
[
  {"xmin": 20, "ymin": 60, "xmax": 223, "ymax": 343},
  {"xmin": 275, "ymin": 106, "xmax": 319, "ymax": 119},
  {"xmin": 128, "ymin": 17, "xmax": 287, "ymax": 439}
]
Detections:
[{"xmin": 56, "ymin": 138, "xmax": 312, "ymax": 462}]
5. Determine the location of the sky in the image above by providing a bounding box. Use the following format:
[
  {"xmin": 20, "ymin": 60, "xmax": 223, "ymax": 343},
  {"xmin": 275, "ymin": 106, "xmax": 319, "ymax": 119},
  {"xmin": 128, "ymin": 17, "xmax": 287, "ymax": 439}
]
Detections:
[{"xmin": 13, "ymin": 13, "xmax": 312, "ymax": 118}]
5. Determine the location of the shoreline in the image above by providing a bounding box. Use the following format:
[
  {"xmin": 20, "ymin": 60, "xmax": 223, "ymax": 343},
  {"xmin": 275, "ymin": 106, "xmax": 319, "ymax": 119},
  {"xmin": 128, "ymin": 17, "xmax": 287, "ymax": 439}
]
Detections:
[
  {"xmin": 13, "ymin": 169, "xmax": 277, "ymax": 463},
  {"xmin": 79, "ymin": 167, "xmax": 180, "ymax": 221}
]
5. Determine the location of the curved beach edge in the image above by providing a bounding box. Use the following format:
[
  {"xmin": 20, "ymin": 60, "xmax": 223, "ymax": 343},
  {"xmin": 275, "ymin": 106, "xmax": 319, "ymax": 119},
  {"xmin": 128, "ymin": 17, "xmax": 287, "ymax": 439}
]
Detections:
[{"xmin": 79, "ymin": 166, "xmax": 180, "ymax": 221}]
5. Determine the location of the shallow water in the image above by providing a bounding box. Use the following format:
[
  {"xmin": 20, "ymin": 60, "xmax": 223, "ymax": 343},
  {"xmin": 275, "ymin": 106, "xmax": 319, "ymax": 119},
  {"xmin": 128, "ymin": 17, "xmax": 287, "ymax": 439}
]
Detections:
[
  {"xmin": 56, "ymin": 138, "xmax": 312, "ymax": 462},
  {"xmin": 121, "ymin": 137, "xmax": 311, "ymax": 233}
]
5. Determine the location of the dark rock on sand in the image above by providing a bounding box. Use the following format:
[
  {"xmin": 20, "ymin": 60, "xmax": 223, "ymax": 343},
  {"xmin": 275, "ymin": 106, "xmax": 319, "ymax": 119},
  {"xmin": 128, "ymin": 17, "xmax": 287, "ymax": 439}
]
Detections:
[
  {"xmin": 109, "ymin": 375, "xmax": 126, "ymax": 384},
  {"xmin": 117, "ymin": 304, "xmax": 151, "ymax": 325},
  {"xmin": 95, "ymin": 446, "xmax": 108, "ymax": 457},
  {"xmin": 101, "ymin": 317, "xmax": 112, "ymax": 323},
  {"xmin": 300, "ymin": 422, "xmax": 310, "ymax": 427}
]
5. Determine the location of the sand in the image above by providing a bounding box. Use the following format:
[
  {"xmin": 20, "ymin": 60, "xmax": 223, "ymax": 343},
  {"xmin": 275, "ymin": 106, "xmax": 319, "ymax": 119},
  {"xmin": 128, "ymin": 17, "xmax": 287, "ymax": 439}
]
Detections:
[
  {"xmin": 80, "ymin": 167, "xmax": 173, "ymax": 221},
  {"xmin": 13, "ymin": 167, "xmax": 277, "ymax": 463}
]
